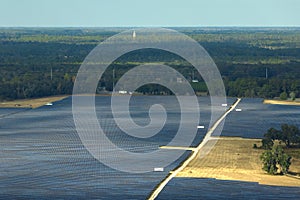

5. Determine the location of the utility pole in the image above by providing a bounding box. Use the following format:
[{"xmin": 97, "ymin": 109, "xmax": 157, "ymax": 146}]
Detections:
[
  {"xmin": 265, "ymin": 67, "xmax": 268, "ymax": 79},
  {"xmin": 51, "ymin": 67, "xmax": 53, "ymax": 81}
]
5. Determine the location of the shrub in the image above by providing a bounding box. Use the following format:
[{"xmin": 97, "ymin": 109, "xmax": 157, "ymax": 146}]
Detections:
[{"xmin": 280, "ymin": 92, "xmax": 288, "ymax": 100}]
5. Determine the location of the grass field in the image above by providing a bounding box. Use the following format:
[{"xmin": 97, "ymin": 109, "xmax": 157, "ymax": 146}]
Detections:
[
  {"xmin": 0, "ymin": 95, "xmax": 68, "ymax": 109},
  {"xmin": 264, "ymin": 99, "xmax": 300, "ymax": 106},
  {"xmin": 177, "ymin": 137, "xmax": 300, "ymax": 187}
]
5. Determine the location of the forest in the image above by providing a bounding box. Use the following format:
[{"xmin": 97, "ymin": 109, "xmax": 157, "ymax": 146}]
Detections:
[{"xmin": 0, "ymin": 27, "xmax": 299, "ymax": 100}]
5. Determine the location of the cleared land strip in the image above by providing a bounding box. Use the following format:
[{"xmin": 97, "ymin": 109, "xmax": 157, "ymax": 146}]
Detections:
[
  {"xmin": 264, "ymin": 99, "xmax": 300, "ymax": 106},
  {"xmin": 0, "ymin": 95, "xmax": 68, "ymax": 109},
  {"xmin": 147, "ymin": 98, "xmax": 241, "ymax": 200}
]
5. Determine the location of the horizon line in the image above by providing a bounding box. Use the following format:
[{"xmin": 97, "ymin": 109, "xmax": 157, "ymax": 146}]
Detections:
[{"xmin": 1, "ymin": 25, "xmax": 300, "ymax": 28}]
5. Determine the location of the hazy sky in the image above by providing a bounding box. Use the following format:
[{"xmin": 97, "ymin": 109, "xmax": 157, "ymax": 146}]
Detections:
[{"xmin": 1, "ymin": 0, "xmax": 299, "ymax": 27}]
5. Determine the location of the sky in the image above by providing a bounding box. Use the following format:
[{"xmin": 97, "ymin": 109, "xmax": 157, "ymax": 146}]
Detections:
[{"xmin": 0, "ymin": 0, "xmax": 300, "ymax": 27}]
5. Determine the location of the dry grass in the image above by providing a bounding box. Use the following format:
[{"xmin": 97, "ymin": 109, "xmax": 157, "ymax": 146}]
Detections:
[
  {"xmin": 0, "ymin": 95, "xmax": 68, "ymax": 109},
  {"xmin": 177, "ymin": 137, "xmax": 300, "ymax": 187},
  {"xmin": 264, "ymin": 99, "xmax": 300, "ymax": 106}
]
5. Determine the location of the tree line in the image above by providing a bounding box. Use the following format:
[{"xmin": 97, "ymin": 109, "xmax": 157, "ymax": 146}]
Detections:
[{"xmin": 0, "ymin": 28, "xmax": 300, "ymax": 100}]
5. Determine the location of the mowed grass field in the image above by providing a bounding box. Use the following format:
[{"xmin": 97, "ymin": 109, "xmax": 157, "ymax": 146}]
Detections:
[{"xmin": 177, "ymin": 137, "xmax": 300, "ymax": 187}]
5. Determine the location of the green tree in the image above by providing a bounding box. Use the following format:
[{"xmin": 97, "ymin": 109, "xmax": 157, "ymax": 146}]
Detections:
[
  {"xmin": 279, "ymin": 91, "xmax": 288, "ymax": 100},
  {"xmin": 289, "ymin": 92, "xmax": 296, "ymax": 101},
  {"xmin": 276, "ymin": 146, "xmax": 292, "ymax": 174},
  {"xmin": 260, "ymin": 146, "xmax": 291, "ymax": 175},
  {"xmin": 262, "ymin": 137, "xmax": 274, "ymax": 150},
  {"xmin": 281, "ymin": 124, "xmax": 300, "ymax": 148},
  {"xmin": 264, "ymin": 128, "xmax": 281, "ymax": 141},
  {"xmin": 260, "ymin": 149, "xmax": 277, "ymax": 174}
]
